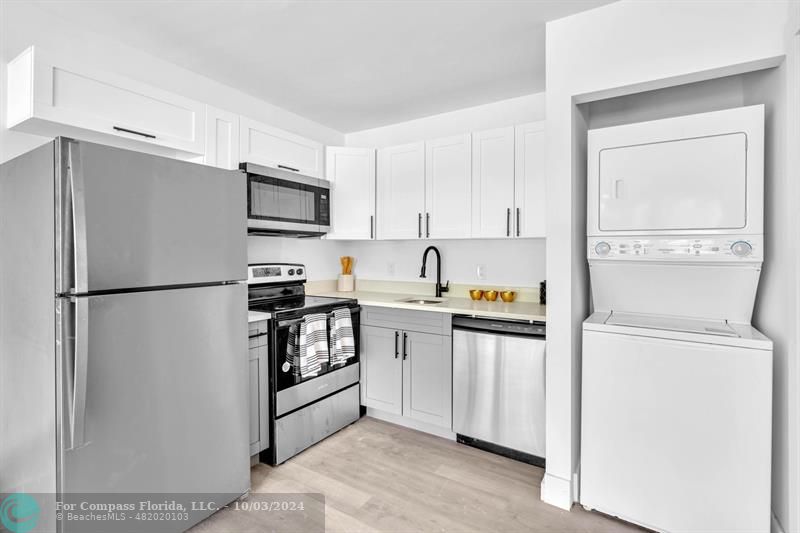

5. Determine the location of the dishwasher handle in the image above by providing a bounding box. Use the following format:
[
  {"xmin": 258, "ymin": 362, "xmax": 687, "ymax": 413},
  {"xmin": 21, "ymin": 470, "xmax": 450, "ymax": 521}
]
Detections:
[{"xmin": 452, "ymin": 315, "xmax": 545, "ymax": 337}]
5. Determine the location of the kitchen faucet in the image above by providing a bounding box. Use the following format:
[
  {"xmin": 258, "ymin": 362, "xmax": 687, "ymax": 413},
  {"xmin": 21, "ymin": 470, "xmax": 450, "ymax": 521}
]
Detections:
[{"xmin": 419, "ymin": 246, "xmax": 450, "ymax": 298}]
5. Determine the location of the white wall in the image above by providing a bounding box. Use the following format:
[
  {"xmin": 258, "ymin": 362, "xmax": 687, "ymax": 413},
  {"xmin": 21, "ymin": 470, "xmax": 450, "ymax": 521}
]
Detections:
[
  {"xmin": 744, "ymin": 61, "xmax": 800, "ymax": 533},
  {"xmin": 0, "ymin": 0, "xmax": 344, "ymax": 165},
  {"xmin": 544, "ymin": 0, "xmax": 790, "ymax": 515},
  {"xmin": 247, "ymin": 237, "xmax": 343, "ymax": 282},
  {"xmin": 341, "ymin": 239, "xmax": 545, "ymax": 287},
  {"xmin": 345, "ymin": 93, "xmax": 545, "ymax": 148}
]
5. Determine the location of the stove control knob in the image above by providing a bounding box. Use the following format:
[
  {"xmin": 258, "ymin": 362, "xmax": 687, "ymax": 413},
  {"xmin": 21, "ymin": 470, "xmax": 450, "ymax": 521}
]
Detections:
[
  {"xmin": 594, "ymin": 242, "xmax": 611, "ymax": 257},
  {"xmin": 731, "ymin": 241, "xmax": 753, "ymax": 257},
  {"xmin": 296, "ymin": 268, "xmax": 304, "ymax": 276},
  {"xmin": 288, "ymin": 268, "xmax": 295, "ymax": 275}
]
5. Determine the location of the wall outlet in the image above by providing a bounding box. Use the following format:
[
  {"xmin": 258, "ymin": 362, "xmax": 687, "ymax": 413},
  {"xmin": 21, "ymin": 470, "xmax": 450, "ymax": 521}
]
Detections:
[
  {"xmin": 476, "ymin": 264, "xmax": 487, "ymax": 280},
  {"xmin": 387, "ymin": 262, "xmax": 395, "ymax": 276}
]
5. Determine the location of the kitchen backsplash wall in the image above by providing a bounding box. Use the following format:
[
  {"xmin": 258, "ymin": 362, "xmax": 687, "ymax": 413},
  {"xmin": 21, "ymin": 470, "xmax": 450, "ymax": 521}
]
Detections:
[
  {"xmin": 342, "ymin": 239, "xmax": 545, "ymax": 287},
  {"xmin": 248, "ymin": 236, "xmax": 546, "ymax": 288},
  {"xmin": 247, "ymin": 237, "xmax": 344, "ymax": 281}
]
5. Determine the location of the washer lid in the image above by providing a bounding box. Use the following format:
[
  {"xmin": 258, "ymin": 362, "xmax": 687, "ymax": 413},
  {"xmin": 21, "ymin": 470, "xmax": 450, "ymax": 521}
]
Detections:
[{"xmin": 583, "ymin": 311, "xmax": 772, "ymax": 350}]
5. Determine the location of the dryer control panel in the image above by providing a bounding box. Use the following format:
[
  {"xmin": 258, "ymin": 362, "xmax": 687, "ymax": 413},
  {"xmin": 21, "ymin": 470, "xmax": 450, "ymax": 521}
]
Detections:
[{"xmin": 588, "ymin": 236, "xmax": 763, "ymax": 262}]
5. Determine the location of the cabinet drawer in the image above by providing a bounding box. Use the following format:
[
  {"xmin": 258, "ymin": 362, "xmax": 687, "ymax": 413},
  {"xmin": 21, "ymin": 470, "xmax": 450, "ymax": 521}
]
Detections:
[
  {"xmin": 248, "ymin": 320, "xmax": 270, "ymax": 348},
  {"xmin": 361, "ymin": 306, "xmax": 451, "ymax": 336},
  {"xmin": 274, "ymin": 383, "xmax": 360, "ymax": 464}
]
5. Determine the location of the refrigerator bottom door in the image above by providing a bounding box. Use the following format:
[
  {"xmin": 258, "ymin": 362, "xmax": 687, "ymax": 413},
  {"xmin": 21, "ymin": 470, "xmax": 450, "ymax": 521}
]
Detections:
[{"xmin": 60, "ymin": 284, "xmax": 249, "ymax": 511}]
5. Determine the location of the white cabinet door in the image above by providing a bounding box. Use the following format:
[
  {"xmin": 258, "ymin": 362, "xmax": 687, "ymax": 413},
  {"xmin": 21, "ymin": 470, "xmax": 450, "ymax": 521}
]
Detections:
[
  {"xmin": 425, "ymin": 135, "xmax": 472, "ymax": 239},
  {"xmin": 7, "ymin": 46, "xmax": 205, "ymax": 155},
  {"xmin": 204, "ymin": 106, "xmax": 240, "ymax": 170},
  {"xmin": 239, "ymin": 117, "xmax": 323, "ymax": 177},
  {"xmin": 361, "ymin": 326, "xmax": 403, "ymax": 415},
  {"xmin": 514, "ymin": 122, "xmax": 546, "ymax": 238},
  {"xmin": 325, "ymin": 147, "xmax": 376, "ymax": 240},
  {"xmin": 471, "ymin": 127, "xmax": 515, "ymax": 238},
  {"xmin": 402, "ymin": 331, "xmax": 452, "ymax": 428},
  {"xmin": 376, "ymin": 142, "xmax": 426, "ymax": 240}
]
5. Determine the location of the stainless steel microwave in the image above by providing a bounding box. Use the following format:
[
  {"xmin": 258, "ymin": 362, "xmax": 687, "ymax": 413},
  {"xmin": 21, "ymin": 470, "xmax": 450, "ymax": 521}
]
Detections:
[{"xmin": 241, "ymin": 162, "xmax": 331, "ymax": 237}]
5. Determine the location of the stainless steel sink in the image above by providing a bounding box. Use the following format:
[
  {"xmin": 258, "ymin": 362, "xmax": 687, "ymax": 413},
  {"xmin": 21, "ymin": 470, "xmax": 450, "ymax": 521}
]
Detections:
[{"xmin": 398, "ymin": 297, "xmax": 448, "ymax": 305}]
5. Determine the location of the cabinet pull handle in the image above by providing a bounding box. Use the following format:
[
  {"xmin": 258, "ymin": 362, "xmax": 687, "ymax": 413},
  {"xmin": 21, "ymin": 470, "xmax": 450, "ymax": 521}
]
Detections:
[
  {"xmin": 402, "ymin": 332, "xmax": 408, "ymax": 360},
  {"xmin": 506, "ymin": 208, "xmax": 511, "ymax": 237},
  {"xmin": 394, "ymin": 331, "xmax": 399, "ymax": 359},
  {"xmin": 113, "ymin": 126, "xmax": 156, "ymax": 139},
  {"xmin": 418, "ymin": 213, "xmax": 422, "ymax": 238},
  {"xmin": 278, "ymin": 164, "xmax": 299, "ymax": 172},
  {"xmin": 370, "ymin": 215, "xmax": 374, "ymax": 239},
  {"xmin": 426, "ymin": 213, "xmax": 430, "ymax": 238},
  {"xmin": 516, "ymin": 207, "xmax": 521, "ymax": 237}
]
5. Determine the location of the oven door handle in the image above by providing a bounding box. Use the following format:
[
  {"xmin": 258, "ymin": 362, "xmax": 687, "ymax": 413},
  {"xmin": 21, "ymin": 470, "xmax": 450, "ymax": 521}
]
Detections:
[{"xmin": 277, "ymin": 306, "xmax": 361, "ymax": 329}]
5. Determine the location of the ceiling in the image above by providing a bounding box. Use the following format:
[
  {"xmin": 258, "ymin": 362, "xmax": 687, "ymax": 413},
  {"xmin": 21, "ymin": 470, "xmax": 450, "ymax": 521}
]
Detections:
[{"xmin": 33, "ymin": 0, "xmax": 613, "ymax": 133}]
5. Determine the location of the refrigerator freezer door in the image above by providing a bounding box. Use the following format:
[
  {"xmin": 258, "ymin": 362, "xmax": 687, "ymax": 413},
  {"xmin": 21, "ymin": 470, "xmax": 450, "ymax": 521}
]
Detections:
[
  {"xmin": 59, "ymin": 284, "xmax": 249, "ymax": 498},
  {"xmin": 57, "ymin": 138, "xmax": 246, "ymax": 295}
]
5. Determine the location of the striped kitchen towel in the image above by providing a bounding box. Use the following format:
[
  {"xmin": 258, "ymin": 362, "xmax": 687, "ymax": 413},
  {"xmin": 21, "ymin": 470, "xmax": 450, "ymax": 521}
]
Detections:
[
  {"xmin": 284, "ymin": 323, "xmax": 300, "ymax": 373},
  {"xmin": 297, "ymin": 313, "xmax": 328, "ymax": 377},
  {"xmin": 329, "ymin": 307, "xmax": 355, "ymax": 366}
]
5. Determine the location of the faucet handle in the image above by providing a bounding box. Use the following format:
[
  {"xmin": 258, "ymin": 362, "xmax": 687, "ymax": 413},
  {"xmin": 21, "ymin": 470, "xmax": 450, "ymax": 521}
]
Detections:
[{"xmin": 441, "ymin": 281, "xmax": 450, "ymax": 293}]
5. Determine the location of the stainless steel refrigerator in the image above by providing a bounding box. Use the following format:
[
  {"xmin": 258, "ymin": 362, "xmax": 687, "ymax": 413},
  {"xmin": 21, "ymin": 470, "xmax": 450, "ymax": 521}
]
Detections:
[{"xmin": 0, "ymin": 138, "xmax": 249, "ymax": 532}]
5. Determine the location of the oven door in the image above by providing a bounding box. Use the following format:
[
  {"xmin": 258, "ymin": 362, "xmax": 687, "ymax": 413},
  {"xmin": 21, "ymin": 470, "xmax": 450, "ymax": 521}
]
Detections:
[
  {"xmin": 247, "ymin": 168, "xmax": 330, "ymax": 235},
  {"xmin": 271, "ymin": 307, "xmax": 361, "ymax": 416}
]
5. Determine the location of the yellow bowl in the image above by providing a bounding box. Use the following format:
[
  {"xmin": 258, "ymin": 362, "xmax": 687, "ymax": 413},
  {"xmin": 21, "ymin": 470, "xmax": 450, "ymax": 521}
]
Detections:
[
  {"xmin": 500, "ymin": 291, "xmax": 517, "ymax": 303},
  {"xmin": 483, "ymin": 290, "xmax": 499, "ymax": 302},
  {"xmin": 469, "ymin": 289, "xmax": 484, "ymax": 301}
]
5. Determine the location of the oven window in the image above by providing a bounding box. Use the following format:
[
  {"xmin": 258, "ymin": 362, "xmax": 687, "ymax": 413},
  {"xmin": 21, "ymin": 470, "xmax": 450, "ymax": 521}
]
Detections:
[
  {"xmin": 249, "ymin": 177, "xmax": 317, "ymax": 223},
  {"xmin": 273, "ymin": 310, "xmax": 360, "ymax": 392}
]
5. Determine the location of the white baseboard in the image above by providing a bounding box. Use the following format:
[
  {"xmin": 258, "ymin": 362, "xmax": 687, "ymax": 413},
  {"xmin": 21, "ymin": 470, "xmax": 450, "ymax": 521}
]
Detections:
[
  {"xmin": 365, "ymin": 408, "xmax": 456, "ymax": 440},
  {"xmin": 541, "ymin": 472, "xmax": 573, "ymax": 510},
  {"xmin": 772, "ymin": 512, "xmax": 786, "ymax": 533}
]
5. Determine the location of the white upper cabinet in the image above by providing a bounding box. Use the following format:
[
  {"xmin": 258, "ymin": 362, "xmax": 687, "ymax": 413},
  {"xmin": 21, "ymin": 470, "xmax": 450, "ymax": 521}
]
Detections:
[
  {"xmin": 425, "ymin": 134, "xmax": 472, "ymax": 239},
  {"xmin": 6, "ymin": 47, "xmax": 205, "ymax": 155},
  {"xmin": 326, "ymin": 147, "xmax": 376, "ymax": 240},
  {"xmin": 377, "ymin": 142, "xmax": 426, "ymax": 240},
  {"xmin": 471, "ymin": 127, "xmax": 515, "ymax": 238},
  {"xmin": 239, "ymin": 117, "xmax": 323, "ymax": 178},
  {"xmin": 203, "ymin": 106, "xmax": 240, "ymax": 170},
  {"xmin": 514, "ymin": 122, "xmax": 546, "ymax": 238}
]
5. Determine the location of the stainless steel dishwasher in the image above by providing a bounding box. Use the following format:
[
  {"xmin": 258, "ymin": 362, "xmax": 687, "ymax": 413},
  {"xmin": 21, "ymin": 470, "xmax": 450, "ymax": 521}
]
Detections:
[{"xmin": 452, "ymin": 315, "xmax": 546, "ymax": 465}]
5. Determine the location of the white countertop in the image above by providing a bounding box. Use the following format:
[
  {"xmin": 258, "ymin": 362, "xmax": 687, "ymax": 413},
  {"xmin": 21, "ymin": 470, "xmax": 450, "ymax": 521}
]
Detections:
[
  {"xmin": 248, "ymin": 310, "xmax": 270, "ymax": 323},
  {"xmin": 308, "ymin": 289, "xmax": 546, "ymax": 322}
]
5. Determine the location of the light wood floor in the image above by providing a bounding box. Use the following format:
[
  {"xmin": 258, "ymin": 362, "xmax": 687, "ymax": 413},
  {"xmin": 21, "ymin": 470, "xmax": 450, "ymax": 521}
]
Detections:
[{"xmin": 194, "ymin": 416, "xmax": 645, "ymax": 532}]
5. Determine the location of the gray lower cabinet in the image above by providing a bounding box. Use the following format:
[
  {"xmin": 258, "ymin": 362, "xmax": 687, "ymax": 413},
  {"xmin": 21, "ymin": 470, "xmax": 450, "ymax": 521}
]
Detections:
[
  {"xmin": 403, "ymin": 330, "xmax": 452, "ymax": 428},
  {"xmin": 361, "ymin": 325, "xmax": 404, "ymax": 414},
  {"xmin": 249, "ymin": 320, "xmax": 270, "ymax": 455},
  {"xmin": 360, "ymin": 307, "xmax": 452, "ymax": 430}
]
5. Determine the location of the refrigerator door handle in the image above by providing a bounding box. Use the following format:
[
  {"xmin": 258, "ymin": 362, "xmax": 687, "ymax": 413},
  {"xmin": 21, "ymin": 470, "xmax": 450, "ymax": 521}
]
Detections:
[
  {"xmin": 68, "ymin": 141, "xmax": 89, "ymax": 294},
  {"xmin": 68, "ymin": 297, "xmax": 89, "ymax": 449}
]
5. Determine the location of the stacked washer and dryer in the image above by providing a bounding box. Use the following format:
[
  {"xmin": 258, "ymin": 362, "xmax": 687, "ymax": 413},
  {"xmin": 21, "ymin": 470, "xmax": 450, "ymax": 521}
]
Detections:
[{"xmin": 580, "ymin": 105, "xmax": 773, "ymax": 532}]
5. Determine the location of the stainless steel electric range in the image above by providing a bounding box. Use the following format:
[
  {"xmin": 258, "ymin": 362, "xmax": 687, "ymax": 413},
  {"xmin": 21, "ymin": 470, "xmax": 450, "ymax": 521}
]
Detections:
[{"xmin": 247, "ymin": 263, "xmax": 361, "ymax": 464}]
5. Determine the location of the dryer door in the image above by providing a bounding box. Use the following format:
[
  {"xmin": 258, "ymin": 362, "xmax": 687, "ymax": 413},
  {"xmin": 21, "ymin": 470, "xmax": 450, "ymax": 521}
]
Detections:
[{"xmin": 598, "ymin": 133, "xmax": 747, "ymax": 232}]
